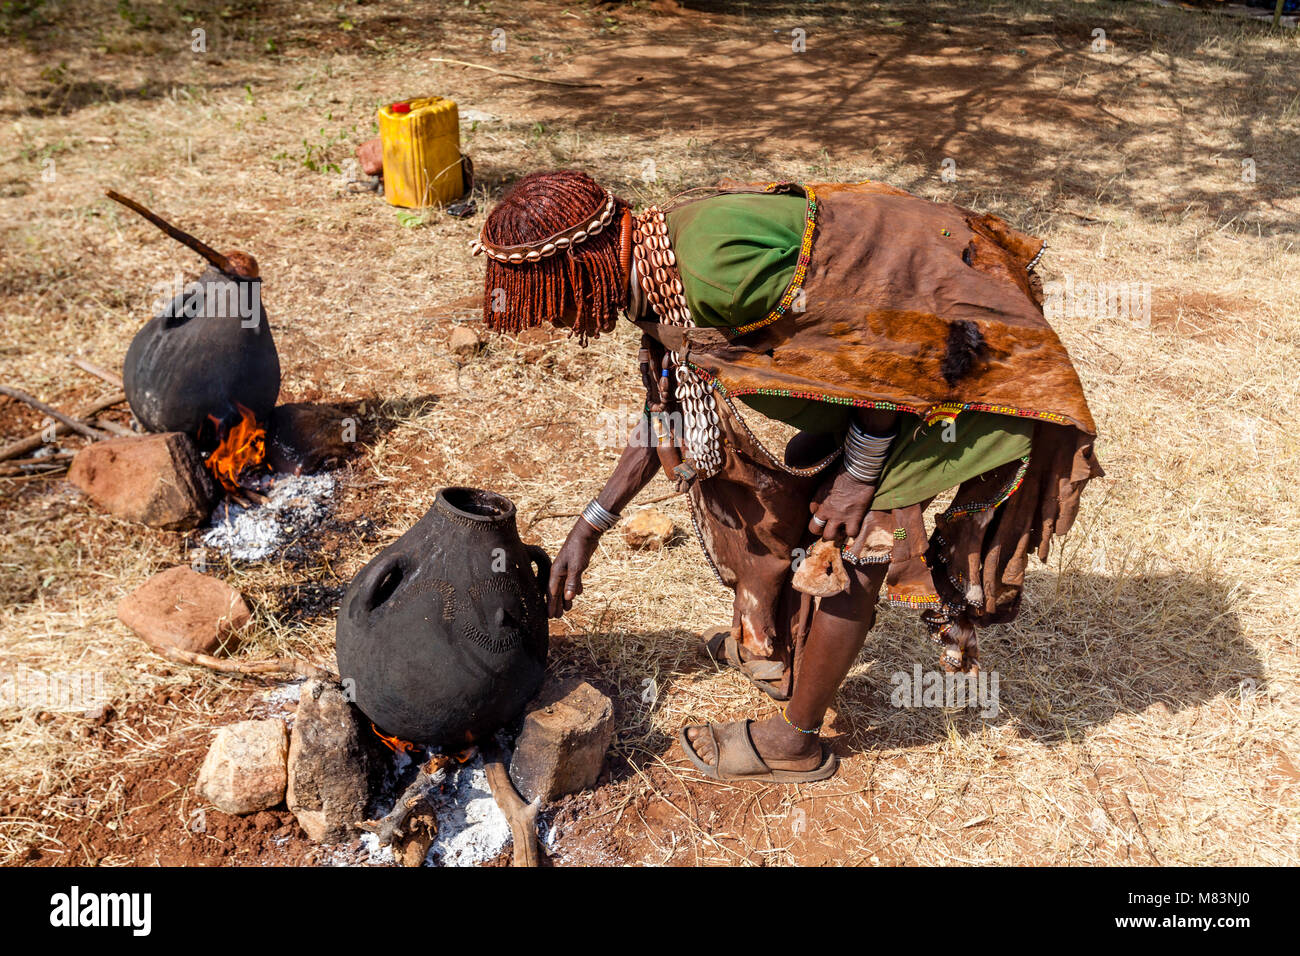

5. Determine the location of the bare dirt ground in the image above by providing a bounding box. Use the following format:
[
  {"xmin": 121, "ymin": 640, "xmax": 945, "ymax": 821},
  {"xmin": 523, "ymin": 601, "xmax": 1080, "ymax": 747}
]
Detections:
[{"xmin": 1, "ymin": 0, "xmax": 1297, "ymax": 866}]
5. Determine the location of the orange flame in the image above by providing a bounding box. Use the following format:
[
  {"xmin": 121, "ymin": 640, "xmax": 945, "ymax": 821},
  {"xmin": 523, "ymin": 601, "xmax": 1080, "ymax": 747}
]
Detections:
[
  {"xmin": 370, "ymin": 723, "xmax": 416, "ymax": 755},
  {"xmin": 205, "ymin": 403, "xmax": 267, "ymax": 494}
]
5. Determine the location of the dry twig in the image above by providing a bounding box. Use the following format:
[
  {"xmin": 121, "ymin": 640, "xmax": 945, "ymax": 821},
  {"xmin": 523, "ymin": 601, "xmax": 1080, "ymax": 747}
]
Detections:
[
  {"xmin": 357, "ymin": 755, "xmax": 455, "ymax": 847},
  {"xmin": 148, "ymin": 643, "xmax": 336, "ymax": 681},
  {"xmin": 428, "ymin": 56, "xmax": 602, "ymax": 87},
  {"xmin": 67, "ymin": 356, "xmax": 124, "ymax": 389},
  {"xmin": 0, "ymin": 391, "xmax": 126, "ymax": 461},
  {"xmin": 0, "ymin": 386, "xmax": 111, "ymax": 442}
]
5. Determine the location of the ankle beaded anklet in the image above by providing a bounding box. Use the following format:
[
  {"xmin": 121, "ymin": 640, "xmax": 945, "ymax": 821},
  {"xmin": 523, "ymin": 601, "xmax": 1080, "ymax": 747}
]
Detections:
[{"xmin": 780, "ymin": 707, "xmax": 821, "ymax": 735}]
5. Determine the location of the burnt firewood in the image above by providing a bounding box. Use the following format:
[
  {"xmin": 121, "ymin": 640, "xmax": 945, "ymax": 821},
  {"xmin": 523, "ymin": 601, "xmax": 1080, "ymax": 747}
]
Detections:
[{"xmin": 356, "ymin": 754, "xmax": 456, "ymax": 848}]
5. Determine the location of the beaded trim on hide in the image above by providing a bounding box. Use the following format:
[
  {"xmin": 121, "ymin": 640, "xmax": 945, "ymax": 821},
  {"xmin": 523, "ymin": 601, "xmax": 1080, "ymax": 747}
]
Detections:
[
  {"xmin": 938, "ymin": 455, "xmax": 1030, "ymax": 520},
  {"xmin": 727, "ymin": 183, "xmax": 818, "ymax": 337},
  {"xmin": 712, "ymin": 387, "xmax": 841, "ymax": 478},
  {"xmin": 1026, "ymin": 241, "xmax": 1046, "ymax": 273},
  {"xmin": 928, "ymin": 529, "xmax": 978, "ymax": 615},
  {"xmin": 634, "ymin": 204, "xmax": 723, "ymax": 479},
  {"xmin": 841, "ymin": 547, "xmax": 891, "ymax": 565},
  {"xmin": 885, "ymin": 591, "xmax": 944, "ymax": 609},
  {"xmin": 698, "ymin": 373, "xmax": 1076, "ymax": 430},
  {"xmin": 685, "ymin": 491, "xmax": 728, "ymax": 588}
]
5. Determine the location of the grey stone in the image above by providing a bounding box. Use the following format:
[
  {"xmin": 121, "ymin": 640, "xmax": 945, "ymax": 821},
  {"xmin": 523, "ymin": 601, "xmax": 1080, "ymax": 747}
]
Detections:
[
  {"xmin": 286, "ymin": 679, "xmax": 372, "ymax": 842},
  {"xmin": 509, "ymin": 678, "xmax": 613, "ymax": 803}
]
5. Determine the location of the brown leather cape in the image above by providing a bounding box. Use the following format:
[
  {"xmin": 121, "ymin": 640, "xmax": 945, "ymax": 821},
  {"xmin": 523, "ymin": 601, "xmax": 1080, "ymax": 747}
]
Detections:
[{"xmin": 639, "ymin": 181, "xmax": 1103, "ymax": 675}]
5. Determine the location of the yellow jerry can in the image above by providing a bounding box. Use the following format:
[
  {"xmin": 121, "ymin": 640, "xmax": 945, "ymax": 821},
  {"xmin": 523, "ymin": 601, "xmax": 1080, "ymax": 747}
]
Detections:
[{"xmin": 377, "ymin": 97, "xmax": 463, "ymax": 208}]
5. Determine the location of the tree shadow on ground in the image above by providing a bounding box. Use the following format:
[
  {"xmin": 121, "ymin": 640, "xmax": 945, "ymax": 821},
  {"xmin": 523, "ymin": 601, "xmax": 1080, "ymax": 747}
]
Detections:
[
  {"xmin": 507, "ymin": 0, "xmax": 1296, "ymax": 236},
  {"xmin": 580, "ymin": 566, "xmax": 1259, "ymax": 779}
]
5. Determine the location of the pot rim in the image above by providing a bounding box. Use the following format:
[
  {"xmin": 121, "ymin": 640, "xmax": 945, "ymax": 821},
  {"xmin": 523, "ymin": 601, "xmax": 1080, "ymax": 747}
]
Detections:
[{"xmin": 435, "ymin": 486, "xmax": 517, "ymax": 525}]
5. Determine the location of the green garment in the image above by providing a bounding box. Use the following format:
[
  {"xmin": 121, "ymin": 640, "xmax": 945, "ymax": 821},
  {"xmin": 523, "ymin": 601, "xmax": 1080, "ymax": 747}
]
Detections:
[
  {"xmin": 669, "ymin": 193, "xmax": 808, "ymax": 331},
  {"xmin": 669, "ymin": 193, "xmax": 837, "ymax": 432},
  {"xmin": 666, "ymin": 193, "xmax": 1033, "ymax": 510},
  {"xmin": 871, "ymin": 412, "xmax": 1031, "ymax": 510}
]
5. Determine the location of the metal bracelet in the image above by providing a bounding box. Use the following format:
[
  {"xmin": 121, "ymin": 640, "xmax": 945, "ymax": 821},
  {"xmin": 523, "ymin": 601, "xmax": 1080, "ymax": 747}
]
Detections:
[
  {"xmin": 846, "ymin": 420, "xmax": 895, "ymax": 451},
  {"xmin": 581, "ymin": 499, "xmax": 620, "ymax": 534},
  {"xmin": 842, "ymin": 422, "xmax": 894, "ymax": 484},
  {"xmin": 843, "ymin": 458, "xmax": 886, "ymax": 484}
]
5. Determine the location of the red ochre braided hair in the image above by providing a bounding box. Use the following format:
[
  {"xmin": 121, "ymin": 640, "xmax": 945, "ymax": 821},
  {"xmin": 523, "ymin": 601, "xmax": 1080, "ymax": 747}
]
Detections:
[{"xmin": 480, "ymin": 170, "xmax": 631, "ymax": 344}]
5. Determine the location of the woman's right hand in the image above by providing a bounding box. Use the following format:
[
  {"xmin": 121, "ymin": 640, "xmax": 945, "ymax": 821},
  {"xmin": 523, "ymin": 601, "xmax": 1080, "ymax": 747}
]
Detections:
[{"xmin": 547, "ymin": 519, "xmax": 602, "ymax": 618}]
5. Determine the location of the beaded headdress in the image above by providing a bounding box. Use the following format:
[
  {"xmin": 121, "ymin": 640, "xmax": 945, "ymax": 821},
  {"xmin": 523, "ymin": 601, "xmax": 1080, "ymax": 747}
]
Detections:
[
  {"xmin": 471, "ymin": 189, "xmax": 617, "ymax": 263},
  {"xmin": 473, "ymin": 170, "xmax": 630, "ymax": 343}
]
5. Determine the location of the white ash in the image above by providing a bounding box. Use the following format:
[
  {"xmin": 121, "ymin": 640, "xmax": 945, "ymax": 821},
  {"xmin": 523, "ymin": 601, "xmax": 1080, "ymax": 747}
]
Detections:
[
  {"xmin": 339, "ymin": 749, "xmax": 512, "ymax": 867},
  {"xmin": 359, "ymin": 832, "xmax": 396, "ymax": 866},
  {"xmin": 542, "ymin": 820, "xmax": 560, "ymax": 850},
  {"xmin": 425, "ymin": 758, "xmax": 512, "ymax": 867},
  {"xmin": 202, "ymin": 472, "xmax": 335, "ymax": 561},
  {"xmin": 262, "ymin": 680, "xmax": 303, "ymax": 706},
  {"xmin": 327, "ymin": 832, "xmax": 394, "ymax": 867}
]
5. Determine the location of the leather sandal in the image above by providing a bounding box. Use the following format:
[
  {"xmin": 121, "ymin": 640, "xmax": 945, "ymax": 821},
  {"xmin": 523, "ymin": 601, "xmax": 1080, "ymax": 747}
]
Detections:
[
  {"xmin": 700, "ymin": 628, "xmax": 790, "ymax": 701},
  {"xmin": 678, "ymin": 719, "xmax": 838, "ymax": 783}
]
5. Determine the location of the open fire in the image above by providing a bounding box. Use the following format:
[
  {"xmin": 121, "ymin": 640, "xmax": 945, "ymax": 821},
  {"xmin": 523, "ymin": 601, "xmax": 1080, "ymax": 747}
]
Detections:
[
  {"xmin": 371, "ymin": 724, "xmax": 416, "ymax": 755},
  {"xmin": 205, "ymin": 403, "xmax": 267, "ymax": 494},
  {"xmin": 369, "ymin": 723, "xmax": 477, "ymax": 764}
]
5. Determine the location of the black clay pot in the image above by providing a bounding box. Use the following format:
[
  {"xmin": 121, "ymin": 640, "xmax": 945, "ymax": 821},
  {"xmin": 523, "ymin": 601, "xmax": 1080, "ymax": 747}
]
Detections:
[
  {"xmin": 335, "ymin": 487, "xmax": 551, "ymax": 747},
  {"xmin": 123, "ymin": 266, "xmax": 280, "ymax": 436}
]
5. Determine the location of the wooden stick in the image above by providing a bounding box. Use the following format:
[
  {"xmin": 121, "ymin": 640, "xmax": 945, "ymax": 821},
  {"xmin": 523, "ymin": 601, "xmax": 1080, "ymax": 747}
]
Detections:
[
  {"xmin": 2, "ymin": 452, "xmax": 74, "ymax": 466},
  {"xmin": 0, "ymin": 460, "xmax": 69, "ymax": 478},
  {"xmin": 148, "ymin": 643, "xmax": 337, "ymax": 681},
  {"xmin": 0, "ymin": 385, "xmax": 111, "ymax": 442},
  {"xmin": 105, "ymin": 190, "xmax": 232, "ymax": 273},
  {"xmin": 481, "ymin": 739, "xmax": 541, "ymax": 867},
  {"xmin": 357, "ymin": 756, "xmax": 453, "ymax": 847},
  {"xmin": 428, "ymin": 56, "xmax": 602, "ymax": 88},
  {"xmin": 68, "ymin": 356, "xmax": 124, "ymax": 389},
  {"xmin": 91, "ymin": 417, "xmax": 134, "ymax": 438},
  {"xmin": 0, "ymin": 470, "xmax": 65, "ymax": 483},
  {"xmin": 0, "ymin": 391, "xmax": 125, "ymax": 461}
]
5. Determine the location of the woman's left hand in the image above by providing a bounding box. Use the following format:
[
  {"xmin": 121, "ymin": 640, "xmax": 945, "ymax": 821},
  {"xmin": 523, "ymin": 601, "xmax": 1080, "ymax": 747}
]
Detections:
[{"xmin": 809, "ymin": 467, "xmax": 878, "ymax": 540}]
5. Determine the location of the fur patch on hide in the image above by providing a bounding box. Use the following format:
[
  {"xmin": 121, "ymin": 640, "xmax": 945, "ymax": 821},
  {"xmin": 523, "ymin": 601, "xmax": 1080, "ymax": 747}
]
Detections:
[
  {"xmin": 941, "ymin": 320, "xmax": 985, "ymax": 385},
  {"xmin": 792, "ymin": 538, "xmax": 850, "ymax": 597}
]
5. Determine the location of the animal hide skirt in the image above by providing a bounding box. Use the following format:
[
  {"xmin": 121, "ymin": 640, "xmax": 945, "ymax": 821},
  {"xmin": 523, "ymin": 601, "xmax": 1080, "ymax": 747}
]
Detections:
[
  {"xmin": 652, "ymin": 180, "xmax": 1106, "ymax": 676},
  {"xmin": 686, "ymin": 395, "xmax": 1101, "ymax": 677}
]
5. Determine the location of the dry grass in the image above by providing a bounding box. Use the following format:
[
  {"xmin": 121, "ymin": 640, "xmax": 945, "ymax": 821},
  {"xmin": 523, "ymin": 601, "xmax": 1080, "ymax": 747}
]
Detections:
[{"xmin": 1, "ymin": 0, "xmax": 1298, "ymax": 865}]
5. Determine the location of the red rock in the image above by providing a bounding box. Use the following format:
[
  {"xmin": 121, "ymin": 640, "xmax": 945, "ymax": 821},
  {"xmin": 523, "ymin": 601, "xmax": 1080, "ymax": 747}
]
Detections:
[
  {"xmin": 356, "ymin": 137, "xmax": 383, "ymax": 177},
  {"xmin": 508, "ymin": 678, "xmax": 613, "ymax": 803},
  {"xmin": 449, "ymin": 325, "xmax": 483, "ymax": 360},
  {"xmin": 117, "ymin": 566, "xmax": 251, "ymax": 656},
  {"xmin": 68, "ymin": 432, "xmax": 215, "ymax": 530}
]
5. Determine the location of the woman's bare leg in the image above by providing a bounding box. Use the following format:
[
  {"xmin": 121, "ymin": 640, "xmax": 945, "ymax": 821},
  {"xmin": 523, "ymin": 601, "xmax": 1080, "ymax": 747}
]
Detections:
[{"xmin": 686, "ymin": 561, "xmax": 888, "ymax": 770}]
